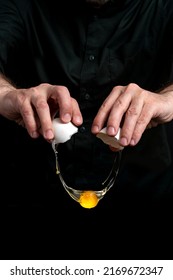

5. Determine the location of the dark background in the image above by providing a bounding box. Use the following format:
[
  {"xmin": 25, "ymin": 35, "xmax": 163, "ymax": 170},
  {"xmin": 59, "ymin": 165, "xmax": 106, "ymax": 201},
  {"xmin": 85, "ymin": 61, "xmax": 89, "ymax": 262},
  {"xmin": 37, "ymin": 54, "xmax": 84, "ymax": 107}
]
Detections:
[{"xmin": 1, "ymin": 116, "xmax": 173, "ymax": 260}]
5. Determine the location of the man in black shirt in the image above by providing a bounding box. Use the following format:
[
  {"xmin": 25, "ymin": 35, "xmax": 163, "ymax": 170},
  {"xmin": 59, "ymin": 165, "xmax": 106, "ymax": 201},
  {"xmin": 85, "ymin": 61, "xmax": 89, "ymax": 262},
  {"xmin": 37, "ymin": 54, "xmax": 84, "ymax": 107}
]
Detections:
[{"xmin": 0, "ymin": 0, "xmax": 173, "ymax": 259}]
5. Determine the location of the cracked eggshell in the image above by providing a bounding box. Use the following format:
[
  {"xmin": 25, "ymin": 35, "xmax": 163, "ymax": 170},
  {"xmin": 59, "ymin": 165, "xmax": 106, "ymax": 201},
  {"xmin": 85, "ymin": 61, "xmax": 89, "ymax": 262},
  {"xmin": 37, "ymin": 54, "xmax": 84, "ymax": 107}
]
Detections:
[
  {"xmin": 52, "ymin": 118, "xmax": 78, "ymax": 145},
  {"xmin": 96, "ymin": 127, "xmax": 124, "ymax": 150}
]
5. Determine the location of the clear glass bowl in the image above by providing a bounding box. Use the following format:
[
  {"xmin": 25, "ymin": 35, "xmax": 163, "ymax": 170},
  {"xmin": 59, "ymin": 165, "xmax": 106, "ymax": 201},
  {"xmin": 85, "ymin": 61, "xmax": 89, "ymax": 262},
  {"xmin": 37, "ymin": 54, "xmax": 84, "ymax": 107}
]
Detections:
[{"xmin": 52, "ymin": 140, "xmax": 122, "ymax": 209}]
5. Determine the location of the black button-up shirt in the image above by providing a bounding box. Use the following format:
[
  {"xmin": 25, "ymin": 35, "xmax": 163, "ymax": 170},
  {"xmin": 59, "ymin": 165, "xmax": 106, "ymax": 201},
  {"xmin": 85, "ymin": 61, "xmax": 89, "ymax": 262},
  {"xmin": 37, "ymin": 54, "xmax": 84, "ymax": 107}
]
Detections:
[{"xmin": 0, "ymin": 0, "xmax": 173, "ymax": 199}]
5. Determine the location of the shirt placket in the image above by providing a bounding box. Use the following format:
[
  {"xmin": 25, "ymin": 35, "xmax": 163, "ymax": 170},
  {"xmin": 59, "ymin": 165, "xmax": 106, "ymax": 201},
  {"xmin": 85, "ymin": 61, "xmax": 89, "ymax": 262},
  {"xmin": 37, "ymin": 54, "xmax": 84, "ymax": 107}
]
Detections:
[{"xmin": 79, "ymin": 15, "xmax": 101, "ymax": 130}]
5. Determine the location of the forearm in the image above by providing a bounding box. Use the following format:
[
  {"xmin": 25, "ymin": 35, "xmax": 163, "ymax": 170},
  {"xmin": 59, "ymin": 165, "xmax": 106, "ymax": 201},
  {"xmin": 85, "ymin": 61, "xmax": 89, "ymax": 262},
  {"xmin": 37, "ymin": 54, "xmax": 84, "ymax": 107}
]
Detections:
[
  {"xmin": 158, "ymin": 83, "xmax": 173, "ymax": 95},
  {"xmin": 0, "ymin": 74, "xmax": 16, "ymax": 115},
  {"xmin": 0, "ymin": 74, "xmax": 15, "ymax": 93},
  {"xmin": 157, "ymin": 83, "xmax": 173, "ymax": 112}
]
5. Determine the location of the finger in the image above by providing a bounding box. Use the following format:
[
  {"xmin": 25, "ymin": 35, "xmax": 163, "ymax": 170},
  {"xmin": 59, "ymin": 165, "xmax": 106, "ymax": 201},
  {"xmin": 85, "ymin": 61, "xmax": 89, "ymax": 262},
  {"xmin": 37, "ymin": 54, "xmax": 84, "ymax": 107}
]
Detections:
[
  {"xmin": 106, "ymin": 91, "xmax": 134, "ymax": 137},
  {"xmin": 30, "ymin": 86, "xmax": 55, "ymax": 140},
  {"xmin": 53, "ymin": 86, "xmax": 73, "ymax": 123},
  {"xmin": 31, "ymin": 85, "xmax": 75, "ymax": 140},
  {"xmin": 129, "ymin": 103, "xmax": 154, "ymax": 145},
  {"xmin": 106, "ymin": 84, "xmax": 144, "ymax": 138},
  {"xmin": 71, "ymin": 98, "xmax": 83, "ymax": 126},
  {"xmin": 118, "ymin": 97, "xmax": 144, "ymax": 146},
  {"xmin": 19, "ymin": 98, "xmax": 40, "ymax": 138},
  {"xmin": 91, "ymin": 86, "xmax": 123, "ymax": 134},
  {"xmin": 51, "ymin": 87, "xmax": 83, "ymax": 126},
  {"xmin": 31, "ymin": 85, "xmax": 81, "ymax": 140}
]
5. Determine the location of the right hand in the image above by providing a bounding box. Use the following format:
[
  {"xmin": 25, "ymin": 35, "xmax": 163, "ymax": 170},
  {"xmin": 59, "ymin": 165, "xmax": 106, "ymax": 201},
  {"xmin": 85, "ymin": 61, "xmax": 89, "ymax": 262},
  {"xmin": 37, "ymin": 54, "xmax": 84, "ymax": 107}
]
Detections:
[{"xmin": 1, "ymin": 83, "xmax": 83, "ymax": 141}]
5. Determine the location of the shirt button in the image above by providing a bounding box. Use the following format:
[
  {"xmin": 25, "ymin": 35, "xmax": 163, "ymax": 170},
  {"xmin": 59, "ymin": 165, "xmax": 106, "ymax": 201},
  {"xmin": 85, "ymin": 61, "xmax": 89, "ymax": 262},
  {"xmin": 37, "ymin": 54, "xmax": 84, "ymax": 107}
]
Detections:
[
  {"xmin": 88, "ymin": 55, "xmax": 95, "ymax": 61},
  {"xmin": 79, "ymin": 126, "xmax": 86, "ymax": 133},
  {"xmin": 92, "ymin": 15, "xmax": 98, "ymax": 21},
  {"xmin": 84, "ymin": 93, "xmax": 90, "ymax": 100}
]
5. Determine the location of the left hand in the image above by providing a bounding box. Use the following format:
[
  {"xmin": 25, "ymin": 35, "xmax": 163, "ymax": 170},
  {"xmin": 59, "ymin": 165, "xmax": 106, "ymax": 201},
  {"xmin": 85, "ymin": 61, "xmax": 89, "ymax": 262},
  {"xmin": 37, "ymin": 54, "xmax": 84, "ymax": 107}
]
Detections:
[{"xmin": 91, "ymin": 83, "xmax": 173, "ymax": 147}]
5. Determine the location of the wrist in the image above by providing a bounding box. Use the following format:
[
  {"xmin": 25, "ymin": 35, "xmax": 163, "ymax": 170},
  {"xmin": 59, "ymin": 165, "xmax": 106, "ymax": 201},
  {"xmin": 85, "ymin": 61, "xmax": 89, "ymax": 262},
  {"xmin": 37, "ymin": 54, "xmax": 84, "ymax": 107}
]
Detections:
[{"xmin": 0, "ymin": 74, "xmax": 16, "ymax": 116}]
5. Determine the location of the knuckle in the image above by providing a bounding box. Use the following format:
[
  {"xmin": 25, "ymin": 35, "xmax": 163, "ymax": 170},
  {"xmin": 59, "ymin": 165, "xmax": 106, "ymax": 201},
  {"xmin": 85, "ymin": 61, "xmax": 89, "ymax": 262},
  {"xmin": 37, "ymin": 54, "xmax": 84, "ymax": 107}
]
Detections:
[
  {"xmin": 100, "ymin": 99, "xmax": 109, "ymax": 111},
  {"xmin": 127, "ymin": 83, "xmax": 139, "ymax": 91},
  {"xmin": 126, "ymin": 106, "xmax": 138, "ymax": 117},
  {"xmin": 29, "ymin": 86, "xmax": 48, "ymax": 110},
  {"xmin": 21, "ymin": 107, "xmax": 31, "ymax": 118},
  {"xmin": 55, "ymin": 85, "xmax": 69, "ymax": 95},
  {"xmin": 136, "ymin": 117, "xmax": 146, "ymax": 126},
  {"xmin": 26, "ymin": 87, "xmax": 41, "ymax": 102},
  {"xmin": 35, "ymin": 99, "xmax": 48, "ymax": 110},
  {"xmin": 29, "ymin": 86, "xmax": 40, "ymax": 96},
  {"xmin": 72, "ymin": 97, "xmax": 77, "ymax": 103},
  {"xmin": 112, "ymin": 85, "xmax": 123, "ymax": 91},
  {"xmin": 116, "ymin": 98, "xmax": 124, "ymax": 108}
]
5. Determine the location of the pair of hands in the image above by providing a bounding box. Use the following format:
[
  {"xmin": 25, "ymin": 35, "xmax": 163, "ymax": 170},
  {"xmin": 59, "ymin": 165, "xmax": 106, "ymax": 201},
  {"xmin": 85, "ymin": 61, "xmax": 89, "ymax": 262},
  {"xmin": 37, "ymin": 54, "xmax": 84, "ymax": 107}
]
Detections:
[{"xmin": 1, "ymin": 82, "xmax": 173, "ymax": 147}]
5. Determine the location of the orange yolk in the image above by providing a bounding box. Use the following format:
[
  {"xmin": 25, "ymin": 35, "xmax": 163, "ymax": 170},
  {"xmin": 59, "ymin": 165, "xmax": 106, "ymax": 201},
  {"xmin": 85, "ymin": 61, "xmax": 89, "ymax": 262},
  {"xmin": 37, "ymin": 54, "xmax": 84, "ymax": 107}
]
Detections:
[{"xmin": 78, "ymin": 191, "xmax": 99, "ymax": 209}]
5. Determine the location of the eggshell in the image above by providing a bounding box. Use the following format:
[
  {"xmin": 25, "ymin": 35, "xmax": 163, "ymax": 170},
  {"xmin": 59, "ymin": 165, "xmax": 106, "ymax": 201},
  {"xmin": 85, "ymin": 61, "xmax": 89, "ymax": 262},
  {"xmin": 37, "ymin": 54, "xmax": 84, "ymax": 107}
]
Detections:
[
  {"xmin": 96, "ymin": 127, "xmax": 124, "ymax": 150},
  {"xmin": 52, "ymin": 118, "xmax": 78, "ymax": 144}
]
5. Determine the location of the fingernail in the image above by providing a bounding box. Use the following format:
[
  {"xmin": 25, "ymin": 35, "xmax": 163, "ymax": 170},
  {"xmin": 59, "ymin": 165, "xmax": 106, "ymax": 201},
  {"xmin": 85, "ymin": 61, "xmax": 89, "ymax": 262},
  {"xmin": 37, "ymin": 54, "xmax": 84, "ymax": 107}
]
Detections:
[
  {"xmin": 63, "ymin": 113, "xmax": 71, "ymax": 122},
  {"xmin": 45, "ymin": 129, "xmax": 54, "ymax": 140},
  {"xmin": 130, "ymin": 139, "xmax": 135, "ymax": 146},
  {"xmin": 107, "ymin": 126, "xmax": 115, "ymax": 135},
  {"xmin": 120, "ymin": 137, "xmax": 127, "ymax": 146},
  {"xmin": 32, "ymin": 131, "xmax": 39, "ymax": 138},
  {"xmin": 75, "ymin": 116, "xmax": 82, "ymax": 124},
  {"xmin": 92, "ymin": 125, "xmax": 99, "ymax": 133}
]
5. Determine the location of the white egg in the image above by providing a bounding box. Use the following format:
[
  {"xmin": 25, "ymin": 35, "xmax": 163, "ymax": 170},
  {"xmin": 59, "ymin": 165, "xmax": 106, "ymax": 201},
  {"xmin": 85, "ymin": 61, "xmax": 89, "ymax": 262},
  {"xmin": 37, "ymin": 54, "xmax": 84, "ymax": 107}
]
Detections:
[
  {"xmin": 52, "ymin": 118, "xmax": 78, "ymax": 145},
  {"xmin": 96, "ymin": 127, "xmax": 124, "ymax": 150}
]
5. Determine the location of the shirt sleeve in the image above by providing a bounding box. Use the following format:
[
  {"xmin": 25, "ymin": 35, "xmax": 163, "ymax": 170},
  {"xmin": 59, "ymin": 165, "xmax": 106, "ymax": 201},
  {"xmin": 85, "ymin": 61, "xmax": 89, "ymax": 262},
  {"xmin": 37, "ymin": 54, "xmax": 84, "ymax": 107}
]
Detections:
[
  {"xmin": 0, "ymin": 0, "xmax": 26, "ymax": 75},
  {"xmin": 163, "ymin": 0, "xmax": 173, "ymax": 51}
]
